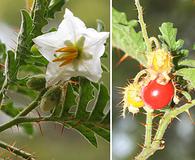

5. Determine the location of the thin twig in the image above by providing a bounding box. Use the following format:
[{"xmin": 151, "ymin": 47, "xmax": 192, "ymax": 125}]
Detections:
[{"xmin": 0, "ymin": 140, "xmax": 34, "ymax": 160}]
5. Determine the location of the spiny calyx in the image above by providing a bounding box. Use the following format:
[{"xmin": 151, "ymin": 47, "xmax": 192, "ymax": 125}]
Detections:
[
  {"xmin": 122, "ymin": 82, "xmax": 144, "ymax": 116},
  {"xmin": 147, "ymin": 49, "xmax": 173, "ymax": 82}
]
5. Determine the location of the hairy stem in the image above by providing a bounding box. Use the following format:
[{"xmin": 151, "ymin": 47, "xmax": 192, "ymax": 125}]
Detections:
[
  {"xmin": 149, "ymin": 37, "xmax": 160, "ymax": 49},
  {"xmin": 135, "ymin": 100, "xmax": 195, "ymax": 160},
  {"xmin": 0, "ymin": 140, "xmax": 34, "ymax": 160},
  {"xmin": 135, "ymin": 0, "xmax": 152, "ymax": 52},
  {"xmin": 144, "ymin": 111, "xmax": 153, "ymax": 148}
]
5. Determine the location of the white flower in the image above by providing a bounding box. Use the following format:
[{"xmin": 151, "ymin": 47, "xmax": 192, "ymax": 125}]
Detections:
[
  {"xmin": 33, "ymin": 9, "xmax": 109, "ymax": 86},
  {"xmin": 0, "ymin": 23, "xmax": 17, "ymax": 50}
]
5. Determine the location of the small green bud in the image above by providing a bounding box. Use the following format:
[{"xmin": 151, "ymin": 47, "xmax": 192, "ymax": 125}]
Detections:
[
  {"xmin": 40, "ymin": 86, "xmax": 62, "ymax": 112},
  {"xmin": 27, "ymin": 75, "xmax": 46, "ymax": 91},
  {"xmin": 31, "ymin": 45, "xmax": 40, "ymax": 55}
]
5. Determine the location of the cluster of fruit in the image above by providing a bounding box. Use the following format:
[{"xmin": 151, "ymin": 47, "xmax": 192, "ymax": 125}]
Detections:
[{"xmin": 122, "ymin": 48, "xmax": 176, "ymax": 116}]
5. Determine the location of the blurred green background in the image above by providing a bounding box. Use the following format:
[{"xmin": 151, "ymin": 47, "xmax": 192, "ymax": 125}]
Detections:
[
  {"xmin": 0, "ymin": 0, "xmax": 110, "ymax": 159},
  {"xmin": 113, "ymin": 0, "xmax": 195, "ymax": 160}
]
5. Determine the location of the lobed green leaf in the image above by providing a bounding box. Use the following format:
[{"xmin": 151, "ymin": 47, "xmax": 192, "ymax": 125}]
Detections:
[
  {"xmin": 178, "ymin": 59, "xmax": 195, "ymax": 68},
  {"xmin": 159, "ymin": 22, "xmax": 184, "ymax": 51},
  {"xmin": 176, "ymin": 68, "xmax": 195, "ymax": 88},
  {"xmin": 112, "ymin": 8, "xmax": 147, "ymax": 66}
]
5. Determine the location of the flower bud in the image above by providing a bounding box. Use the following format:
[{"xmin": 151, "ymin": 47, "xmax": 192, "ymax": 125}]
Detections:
[
  {"xmin": 26, "ymin": 75, "xmax": 46, "ymax": 91},
  {"xmin": 40, "ymin": 86, "xmax": 62, "ymax": 112}
]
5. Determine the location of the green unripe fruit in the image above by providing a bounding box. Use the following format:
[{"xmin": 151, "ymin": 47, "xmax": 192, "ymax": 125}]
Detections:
[
  {"xmin": 27, "ymin": 75, "xmax": 46, "ymax": 91},
  {"xmin": 40, "ymin": 86, "xmax": 62, "ymax": 112}
]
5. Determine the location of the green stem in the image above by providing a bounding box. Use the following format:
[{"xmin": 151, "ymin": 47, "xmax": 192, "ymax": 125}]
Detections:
[
  {"xmin": 135, "ymin": 100, "xmax": 195, "ymax": 160},
  {"xmin": 0, "ymin": 117, "xmax": 61, "ymax": 132},
  {"xmin": 149, "ymin": 37, "xmax": 160, "ymax": 49},
  {"xmin": 0, "ymin": 90, "xmax": 46, "ymax": 132},
  {"xmin": 134, "ymin": 69, "xmax": 147, "ymax": 84},
  {"xmin": 0, "ymin": 140, "xmax": 34, "ymax": 160},
  {"xmin": 135, "ymin": 0, "xmax": 152, "ymax": 52},
  {"xmin": 144, "ymin": 111, "xmax": 153, "ymax": 148},
  {"xmin": 17, "ymin": 89, "xmax": 46, "ymax": 117}
]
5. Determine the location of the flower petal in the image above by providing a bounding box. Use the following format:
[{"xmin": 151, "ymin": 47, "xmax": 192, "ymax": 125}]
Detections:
[
  {"xmin": 57, "ymin": 9, "xmax": 87, "ymax": 42},
  {"xmin": 83, "ymin": 28, "xmax": 109, "ymax": 57},
  {"xmin": 33, "ymin": 32, "xmax": 64, "ymax": 62},
  {"xmin": 77, "ymin": 58, "xmax": 102, "ymax": 82},
  {"xmin": 46, "ymin": 62, "xmax": 72, "ymax": 87}
]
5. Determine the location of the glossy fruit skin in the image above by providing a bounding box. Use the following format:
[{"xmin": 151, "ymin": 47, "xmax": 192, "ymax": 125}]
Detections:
[{"xmin": 141, "ymin": 80, "xmax": 174, "ymax": 110}]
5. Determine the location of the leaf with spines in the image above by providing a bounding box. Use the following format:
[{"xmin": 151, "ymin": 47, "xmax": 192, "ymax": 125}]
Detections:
[
  {"xmin": 112, "ymin": 8, "xmax": 147, "ymax": 67},
  {"xmin": 17, "ymin": 10, "xmax": 33, "ymax": 62},
  {"xmin": 76, "ymin": 78, "xmax": 95, "ymax": 120},
  {"xmin": 16, "ymin": 0, "xmax": 68, "ymax": 70},
  {"xmin": 51, "ymin": 79, "xmax": 110, "ymax": 147},
  {"xmin": 61, "ymin": 83, "xmax": 77, "ymax": 116},
  {"xmin": 31, "ymin": 0, "xmax": 49, "ymax": 36}
]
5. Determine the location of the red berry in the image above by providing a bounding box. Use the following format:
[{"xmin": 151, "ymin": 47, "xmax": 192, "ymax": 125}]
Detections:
[{"xmin": 141, "ymin": 80, "xmax": 174, "ymax": 110}]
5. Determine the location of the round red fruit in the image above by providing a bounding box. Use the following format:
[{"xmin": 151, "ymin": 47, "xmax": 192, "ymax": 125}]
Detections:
[{"xmin": 141, "ymin": 80, "xmax": 174, "ymax": 110}]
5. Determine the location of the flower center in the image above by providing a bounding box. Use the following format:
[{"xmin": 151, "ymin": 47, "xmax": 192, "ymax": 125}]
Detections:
[{"xmin": 53, "ymin": 46, "xmax": 79, "ymax": 67}]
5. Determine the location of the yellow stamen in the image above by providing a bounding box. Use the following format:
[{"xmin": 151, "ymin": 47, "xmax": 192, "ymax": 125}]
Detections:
[
  {"xmin": 56, "ymin": 46, "xmax": 78, "ymax": 53},
  {"xmin": 53, "ymin": 46, "xmax": 79, "ymax": 67},
  {"xmin": 53, "ymin": 52, "xmax": 78, "ymax": 62},
  {"xmin": 59, "ymin": 59, "xmax": 74, "ymax": 67}
]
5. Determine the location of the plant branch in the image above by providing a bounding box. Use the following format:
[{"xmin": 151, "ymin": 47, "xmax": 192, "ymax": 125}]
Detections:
[
  {"xmin": 144, "ymin": 111, "xmax": 153, "ymax": 148},
  {"xmin": 135, "ymin": 0, "xmax": 152, "ymax": 52},
  {"xmin": 135, "ymin": 100, "xmax": 195, "ymax": 160},
  {"xmin": 0, "ymin": 140, "xmax": 34, "ymax": 160},
  {"xmin": 0, "ymin": 90, "xmax": 46, "ymax": 132}
]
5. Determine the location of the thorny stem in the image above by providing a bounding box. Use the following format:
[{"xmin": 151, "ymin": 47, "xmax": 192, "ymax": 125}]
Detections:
[
  {"xmin": 0, "ymin": 90, "xmax": 46, "ymax": 132},
  {"xmin": 0, "ymin": 115, "xmax": 108, "ymax": 134},
  {"xmin": 135, "ymin": 0, "xmax": 152, "ymax": 52},
  {"xmin": 0, "ymin": 116, "xmax": 74, "ymax": 133},
  {"xmin": 0, "ymin": 90, "xmax": 46, "ymax": 159},
  {"xmin": 0, "ymin": 140, "xmax": 35, "ymax": 160},
  {"xmin": 144, "ymin": 111, "xmax": 153, "ymax": 148},
  {"xmin": 135, "ymin": 100, "xmax": 195, "ymax": 160}
]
